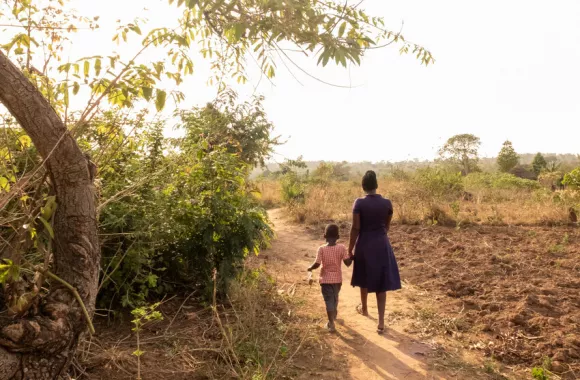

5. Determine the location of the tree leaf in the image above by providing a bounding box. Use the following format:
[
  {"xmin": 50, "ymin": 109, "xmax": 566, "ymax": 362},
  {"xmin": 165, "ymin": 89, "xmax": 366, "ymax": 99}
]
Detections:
[
  {"xmin": 18, "ymin": 135, "xmax": 32, "ymax": 149},
  {"xmin": 38, "ymin": 216, "xmax": 54, "ymax": 239},
  {"xmin": 0, "ymin": 177, "xmax": 9, "ymax": 192},
  {"xmin": 234, "ymin": 23, "xmax": 244, "ymax": 41},
  {"xmin": 155, "ymin": 90, "xmax": 167, "ymax": 112},
  {"xmin": 72, "ymin": 82, "xmax": 80, "ymax": 95},
  {"xmin": 94, "ymin": 58, "xmax": 102, "ymax": 76},
  {"xmin": 142, "ymin": 87, "xmax": 153, "ymax": 101},
  {"xmin": 64, "ymin": 86, "xmax": 70, "ymax": 107},
  {"xmin": 338, "ymin": 21, "xmax": 347, "ymax": 38},
  {"xmin": 83, "ymin": 61, "xmax": 90, "ymax": 77},
  {"xmin": 132, "ymin": 349, "xmax": 145, "ymax": 357},
  {"xmin": 322, "ymin": 51, "xmax": 330, "ymax": 67}
]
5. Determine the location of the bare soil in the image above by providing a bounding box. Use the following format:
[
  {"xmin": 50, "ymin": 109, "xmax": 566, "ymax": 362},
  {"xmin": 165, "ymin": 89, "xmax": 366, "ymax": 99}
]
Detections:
[
  {"xmin": 390, "ymin": 222, "xmax": 580, "ymax": 377},
  {"xmin": 289, "ymin": 210, "xmax": 580, "ymax": 379}
]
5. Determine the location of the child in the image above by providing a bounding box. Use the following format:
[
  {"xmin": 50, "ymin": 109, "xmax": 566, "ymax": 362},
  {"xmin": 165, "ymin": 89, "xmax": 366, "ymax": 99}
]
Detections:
[{"xmin": 307, "ymin": 224, "xmax": 352, "ymax": 332}]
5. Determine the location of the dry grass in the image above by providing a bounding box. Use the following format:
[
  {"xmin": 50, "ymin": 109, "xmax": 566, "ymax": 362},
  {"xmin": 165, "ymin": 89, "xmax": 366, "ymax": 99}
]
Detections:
[
  {"xmin": 255, "ymin": 180, "xmax": 282, "ymax": 209},
  {"xmin": 76, "ymin": 267, "xmax": 320, "ymax": 380},
  {"xmin": 256, "ymin": 178, "xmax": 579, "ymax": 227}
]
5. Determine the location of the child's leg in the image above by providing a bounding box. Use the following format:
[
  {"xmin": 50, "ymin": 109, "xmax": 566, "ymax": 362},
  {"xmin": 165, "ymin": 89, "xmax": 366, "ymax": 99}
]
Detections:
[
  {"xmin": 335, "ymin": 284, "xmax": 342, "ymax": 320},
  {"xmin": 321, "ymin": 285, "xmax": 336, "ymax": 330},
  {"xmin": 326, "ymin": 310, "xmax": 335, "ymax": 327}
]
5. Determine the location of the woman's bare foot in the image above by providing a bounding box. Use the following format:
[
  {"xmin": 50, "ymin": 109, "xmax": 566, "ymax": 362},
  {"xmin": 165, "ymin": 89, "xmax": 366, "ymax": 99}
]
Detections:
[{"xmin": 356, "ymin": 304, "xmax": 369, "ymax": 317}]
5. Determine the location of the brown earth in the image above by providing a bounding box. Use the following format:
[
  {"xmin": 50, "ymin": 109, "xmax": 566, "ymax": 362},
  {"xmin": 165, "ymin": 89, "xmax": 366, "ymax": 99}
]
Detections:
[{"xmin": 274, "ymin": 209, "xmax": 579, "ymax": 379}]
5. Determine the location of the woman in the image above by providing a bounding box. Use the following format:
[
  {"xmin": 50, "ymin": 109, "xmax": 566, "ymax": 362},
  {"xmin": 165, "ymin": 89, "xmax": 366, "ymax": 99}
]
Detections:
[{"xmin": 348, "ymin": 170, "xmax": 401, "ymax": 334}]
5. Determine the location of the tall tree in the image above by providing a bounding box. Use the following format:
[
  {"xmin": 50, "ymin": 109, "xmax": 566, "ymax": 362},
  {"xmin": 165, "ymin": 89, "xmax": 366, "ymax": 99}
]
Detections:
[
  {"xmin": 438, "ymin": 134, "xmax": 481, "ymax": 175},
  {"xmin": 545, "ymin": 156, "xmax": 562, "ymax": 173},
  {"xmin": 0, "ymin": 0, "xmax": 433, "ymax": 376},
  {"xmin": 497, "ymin": 140, "xmax": 519, "ymax": 173},
  {"xmin": 532, "ymin": 153, "xmax": 548, "ymax": 175}
]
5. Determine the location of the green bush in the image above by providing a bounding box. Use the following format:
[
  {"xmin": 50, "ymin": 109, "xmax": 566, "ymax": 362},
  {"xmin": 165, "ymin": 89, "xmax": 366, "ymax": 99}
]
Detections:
[
  {"xmin": 280, "ymin": 172, "xmax": 306, "ymax": 204},
  {"xmin": 464, "ymin": 172, "xmax": 540, "ymax": 191},
  {"xmin": 92, "ymin": 98, "xmax": 275, "ymax": 309},
  {"xmin": 563, "ymin": 167, "xmax": 580, "ymax": 189},
  {"xmin": 413, "ymin": 167, "xmax": 464, "ymax": 199}
]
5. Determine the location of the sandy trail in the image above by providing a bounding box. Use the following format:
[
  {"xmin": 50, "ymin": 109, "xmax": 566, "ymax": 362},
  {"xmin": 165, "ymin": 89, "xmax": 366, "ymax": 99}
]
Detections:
[{"xmin": 263, "ymin": 209, "xmax": 450, "ymax": 380}]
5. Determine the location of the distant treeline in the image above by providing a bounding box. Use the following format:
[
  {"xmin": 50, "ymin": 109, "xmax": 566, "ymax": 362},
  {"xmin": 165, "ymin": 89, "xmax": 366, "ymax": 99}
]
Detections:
[{"xmin": 252, "ymin": 153, "xmax": 580, "ymax": 179}]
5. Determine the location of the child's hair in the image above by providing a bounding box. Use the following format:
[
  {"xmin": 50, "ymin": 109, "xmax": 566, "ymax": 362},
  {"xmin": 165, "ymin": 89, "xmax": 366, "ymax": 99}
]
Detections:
[{"xmin": 324, "ymin": 224, "xmax": 339, "ymax": 240}]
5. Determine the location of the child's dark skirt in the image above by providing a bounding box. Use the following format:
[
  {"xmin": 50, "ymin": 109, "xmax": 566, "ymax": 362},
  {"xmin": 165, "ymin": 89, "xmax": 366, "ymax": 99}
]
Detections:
[{"xmin": 321, "ymin": 283, "xmax": 341, "ymax": 312}]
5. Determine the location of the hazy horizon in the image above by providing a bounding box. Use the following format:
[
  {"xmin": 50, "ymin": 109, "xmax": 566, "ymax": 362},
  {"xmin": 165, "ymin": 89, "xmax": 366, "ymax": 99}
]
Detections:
[{"xmin": 261, "ymin": 151, "xmax": 580, "ymax": 166}]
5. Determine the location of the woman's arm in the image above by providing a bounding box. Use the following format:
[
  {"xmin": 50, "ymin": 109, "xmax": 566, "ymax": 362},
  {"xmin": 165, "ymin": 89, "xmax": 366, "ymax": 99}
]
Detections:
[
  {"xmin": 385, "ymin": 200, "xmax": 393, "ymax": 233},
  {"xmin": 348, "ymin": 213, "xmax": 360, "ymax": 256},
  {"xmin": 385, "ymin": 213, "xmax": 392, "ymax": 233}
]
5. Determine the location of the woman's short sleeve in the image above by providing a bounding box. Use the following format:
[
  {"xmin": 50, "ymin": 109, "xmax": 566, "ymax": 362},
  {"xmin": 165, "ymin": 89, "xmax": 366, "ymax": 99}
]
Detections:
[
  {"xmin": 352, "ymin": 198, "xmax": 362, "ymax": 214},
  {"xmin": 385, "ymin": 199, "xmax": 394, "ymax": 216}
]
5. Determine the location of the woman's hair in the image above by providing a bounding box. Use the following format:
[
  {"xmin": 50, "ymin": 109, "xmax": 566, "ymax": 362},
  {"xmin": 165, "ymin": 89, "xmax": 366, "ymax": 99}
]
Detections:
[
  {"xmin": 324, "ymin": 224, "xmax": 339, "ymax": 239},
  {"xmin": 361, "ymin": 170, "xmax": 378, "ymax": 192}
]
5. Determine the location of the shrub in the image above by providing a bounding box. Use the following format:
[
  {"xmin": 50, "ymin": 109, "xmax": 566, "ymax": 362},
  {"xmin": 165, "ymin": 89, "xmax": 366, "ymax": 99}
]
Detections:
[
  {"xmin": 311, "ymin": 161, "xmax": 351, "ymax": 184},
  {"xmin": 563, "ymin": 167, "xmax": 580, "ymax": 189},
  {"xmin": 510, "ymin": 165, "xmax": 537, "ymax": 180},
  {"xmin": 413, "ymin": 167, "xmax": 464, "ymax": 199},
  {"xmin": 280, "ymin": 172, "xmax": 306, "ymax": 204},
  {"xmin": 93, "ymin": 99, "xmax": 276, "ymax": 309},
  {"xmin": 464, "ymin": 172, "xmax": 540, "ymax": 191}
]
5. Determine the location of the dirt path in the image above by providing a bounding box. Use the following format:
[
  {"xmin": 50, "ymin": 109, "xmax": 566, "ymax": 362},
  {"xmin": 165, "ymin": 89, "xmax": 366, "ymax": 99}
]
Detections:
[{"xmin": 263, "ymin": 209, "xmax": 450, "ymax": 380}]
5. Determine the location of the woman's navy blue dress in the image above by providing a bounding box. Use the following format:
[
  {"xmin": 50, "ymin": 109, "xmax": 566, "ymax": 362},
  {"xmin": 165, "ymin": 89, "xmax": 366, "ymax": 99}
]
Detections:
[{"xmin": 351, "ymin": 194, "xmax": 402, "ymax": 293}]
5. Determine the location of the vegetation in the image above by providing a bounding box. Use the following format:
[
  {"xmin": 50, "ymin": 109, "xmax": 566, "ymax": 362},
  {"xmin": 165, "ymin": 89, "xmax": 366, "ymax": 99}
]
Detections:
[
  {"xmin": 256, "ymin": 135, "xmax": 580, "ymax": 227},
  {"xmin": 94, "ymin": 97, "xmax": 276, "ymax": 308},
  {"xmin": 0, "ymin": 0, "xmax": 436, "ymax": 375},
  {"xmin": 438, "ymin": 134, "xmax": 482, "ymax": 175},
  {"xmin": 532, "ymin": 153, "xmax": 548, "ymax": 175},
  {"xmin": 497, "ymin": 140, "xmax": 519, "ymax": 173},
  {"xmin": 563, "ymin": 167, "xmax": 580, "ymax": 189}
]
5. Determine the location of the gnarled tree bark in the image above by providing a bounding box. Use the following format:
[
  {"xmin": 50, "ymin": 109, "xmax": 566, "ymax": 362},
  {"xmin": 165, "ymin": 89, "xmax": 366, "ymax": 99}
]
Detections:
[{"xmin": 0, "ymin": 51, "xmax": 99, "ymax": 378}]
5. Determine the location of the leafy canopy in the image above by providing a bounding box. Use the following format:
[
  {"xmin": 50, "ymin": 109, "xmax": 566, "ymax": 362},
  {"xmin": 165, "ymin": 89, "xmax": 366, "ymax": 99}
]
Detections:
[
  {"xmin": 1, "ymin": 0, "xmax": 434, "ymax": 126},
  {"xmin": 438, "ymin": 134, "xmax": 481, "ymax": 175},
  {"xmin": 532, "ymin": 153, "xmax": 548, "ymax": 175},
  {"xmin": 497, "ymin": 140, "xmax": 519, "ymax": 173},
  {"xmin": 177, "ymin": 90, "xmax": 279, "ymax": 168}
]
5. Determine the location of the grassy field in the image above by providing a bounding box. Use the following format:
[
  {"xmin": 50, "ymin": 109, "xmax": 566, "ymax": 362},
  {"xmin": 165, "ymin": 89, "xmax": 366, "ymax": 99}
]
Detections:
[{"xmin": 255, "ymin": 175, "xmax": 579, "ymax": 227}]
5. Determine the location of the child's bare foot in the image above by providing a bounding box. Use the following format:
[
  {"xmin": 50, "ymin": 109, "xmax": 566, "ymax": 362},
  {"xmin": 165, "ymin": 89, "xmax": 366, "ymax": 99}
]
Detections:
[
  {"xmin": 326, "ymin": 322, "xmax": 336, "ymax": 333},
  {"xmin": 356, "ymin": 304, "xmax": 369, "ymax": 317}
]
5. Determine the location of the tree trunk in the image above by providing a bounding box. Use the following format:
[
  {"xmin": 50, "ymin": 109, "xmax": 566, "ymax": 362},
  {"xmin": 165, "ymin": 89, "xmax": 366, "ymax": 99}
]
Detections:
[{"xmin": 0, "ymin": 51, "xmax": 99, "ymax": 378}]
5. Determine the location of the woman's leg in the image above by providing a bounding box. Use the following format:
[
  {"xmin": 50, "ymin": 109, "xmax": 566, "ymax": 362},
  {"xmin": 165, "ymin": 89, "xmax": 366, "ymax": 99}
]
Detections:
[
  {"xmin": 360, "ymin": 288, "xmax": 369, "ymax": 316},
  {"xmin": 376, "ymin": 291, "xmax": 387, "ymax": 329}
]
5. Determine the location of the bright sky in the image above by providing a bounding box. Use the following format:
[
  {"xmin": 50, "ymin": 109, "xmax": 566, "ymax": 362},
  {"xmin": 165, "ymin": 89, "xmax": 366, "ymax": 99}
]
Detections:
[{"xmin": 17, "ymin": 1, "xmax": 580, "ymax": 162}]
